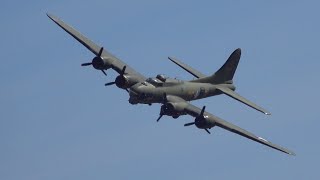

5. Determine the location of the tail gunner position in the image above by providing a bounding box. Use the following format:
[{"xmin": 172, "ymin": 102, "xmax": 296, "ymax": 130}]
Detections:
[{"xmin": 47, "ymin": 13, "xmax": 295, "ymax": 155}]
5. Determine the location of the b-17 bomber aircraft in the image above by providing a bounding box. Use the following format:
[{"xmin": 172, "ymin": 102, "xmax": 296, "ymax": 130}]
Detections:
[{"xmin": 47, "ymin": 13, "xmax": 295, "ymax": 155}]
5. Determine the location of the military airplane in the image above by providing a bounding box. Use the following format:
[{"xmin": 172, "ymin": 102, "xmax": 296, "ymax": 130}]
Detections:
[{"xmin": 47, "ymin": 13, "xmax": 295, "ymax": 155}]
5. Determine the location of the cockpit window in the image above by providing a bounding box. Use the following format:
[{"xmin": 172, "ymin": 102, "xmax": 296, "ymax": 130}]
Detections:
[
  {"xmin": 156, "ymin": 74, "xmax": 166, "ymax": 82},
  {"xmin": 146, "ymin": 77, "xmax": 163, "ymax": 87},
  {"xmin": 146, "ymin": 78, "xmax": 152, "ymax": 82}
]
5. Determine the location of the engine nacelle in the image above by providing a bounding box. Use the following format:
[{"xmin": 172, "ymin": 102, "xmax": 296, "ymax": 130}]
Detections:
[
  {"xmin": 115, "ymin": 75, "xmax": 140, "ymax": 89},
  {"xmin": 91, "ymin": 56, "xmax": 111, "ymax": 70},
  {"xmin": 194, "ymin": 116, "xmax": 215, "ymax": 129},
  {"xmin": 160, "ymin": 102, "xmax": 187, "ymax": 117}
]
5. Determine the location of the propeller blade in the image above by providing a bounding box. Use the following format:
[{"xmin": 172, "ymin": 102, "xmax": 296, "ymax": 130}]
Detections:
[
  {"xmin": 162, "ymin": 93, "xmax": 167, "ymax": 103},
  {"xmin": 81, "ymin": 62, "xmax": 92, "ymax": 66},
  {"xmin": 184, "ymin": 122, "xmax": 195, "ymax": 126},
  {"xmin": 98, "ymin": 47, "xmax": 104, "ymax": 57},
  {"xmin": 105, "ymin": 82, "xmax": 116, "ymax": 86},
  {"xmin": 101, "ymin": 70, "xmax": 107, "ymax": 76},
  {"xmin": 205, "ymin": 129, "xmax": 211, "ymax": 134},
  {"xmin": 156, "ymin": 114, "xmax": 163, "ymax": 122},
  {"xmin": 200, "ymin": 106, "xmax": 206, "ymax": 116},
  {"xmin": 121, "ymin": 66, "xmax": 127, "ymax": 75}
]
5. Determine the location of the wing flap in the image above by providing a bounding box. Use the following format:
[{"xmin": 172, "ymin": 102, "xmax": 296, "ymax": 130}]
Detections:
[{"xmin": 216, "ymin": 85, "xmax": 271, "ymax": 115}]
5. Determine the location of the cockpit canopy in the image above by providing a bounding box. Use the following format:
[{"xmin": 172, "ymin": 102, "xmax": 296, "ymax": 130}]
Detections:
[
  {"xmin": 145, "ymin": 74, "xmax": 184, "ymax": 87},
  {"xmin": 156, "ymin": 74, "xmax": 166, "ymax": 82},
  {"xmin": 145, "ymin": 74, "xmax": 168, "ymax": 87}
]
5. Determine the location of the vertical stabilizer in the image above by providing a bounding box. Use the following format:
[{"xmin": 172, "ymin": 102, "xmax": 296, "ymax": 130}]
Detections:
[
  {"xmin": 213, "ymin": 48, "xmax": 241, "ymax": 83},
  {"xmin": 191, "ymin": 48, "xmax": 241, "ymax": 84}
]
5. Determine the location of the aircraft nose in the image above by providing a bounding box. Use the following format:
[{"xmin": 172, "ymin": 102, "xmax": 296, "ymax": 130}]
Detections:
[
  {"xmin": 129, "ymin": 82, "xmax": 154, "ymax": 98},
  {"xmin": 129, "ymin": 88, "xmax": 139, "ymax": 97}
]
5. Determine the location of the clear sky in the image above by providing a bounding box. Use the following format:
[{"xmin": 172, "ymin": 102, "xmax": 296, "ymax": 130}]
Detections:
[{"xmin": 1, "ymin": 0, "xmax": 319, "ymax": 179}]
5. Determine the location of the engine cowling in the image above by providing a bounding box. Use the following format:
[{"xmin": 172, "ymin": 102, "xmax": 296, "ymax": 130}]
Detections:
[
  {"xmin": 81, "ymin": 47, "xmax": 111, "ymax": 76},
  {"xmin": 115, "ymin": 75, "xmax": 140, "ymax": 89},
  {"xmin": 160, "ymin": 102, "xmax": 187, "ymax": 117},
  {"xmin": 92, "ymin": 57, "xmax": 104, "ymax": 70},
  {"xmin": 194, "ymin": 115, "xmax": 215, "ymax": 129},
  {"xmin": 194, "ymin": 116, "xmax": 208, "ymax": 129},
  {"xmin": 91, "ymin": 55, "xmax": 112, "ymax": 70}
]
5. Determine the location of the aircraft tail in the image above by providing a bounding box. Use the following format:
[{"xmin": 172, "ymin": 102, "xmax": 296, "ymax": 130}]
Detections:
[{"xmin": 192, "ymin": 48, "xmax": 241, "ymax": 84}]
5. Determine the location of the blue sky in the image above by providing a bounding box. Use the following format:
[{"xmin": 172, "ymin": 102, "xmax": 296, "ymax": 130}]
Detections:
[{"xmin": 1, "ymin": 0, "xmax": 319, "ymax": 179}]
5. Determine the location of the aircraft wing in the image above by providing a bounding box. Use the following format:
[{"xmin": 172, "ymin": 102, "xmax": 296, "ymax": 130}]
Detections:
[
  {"xmin": 210, "ymin": 113, "xmax": 295, "ymax": 155},
  {"xmin": 168, "ymin": 57, "xmax": 206, "ymax": 78},
  {"xmin": 47, "ymin": 13, "xmax": 146, "ymax": 81},
  {"xmin": 165, "ymin": 96, "xmax": 295, "ymax": 155},
  {"xmin": 216, "ymin": 85, "xmax": 271, "ymax": 115}
]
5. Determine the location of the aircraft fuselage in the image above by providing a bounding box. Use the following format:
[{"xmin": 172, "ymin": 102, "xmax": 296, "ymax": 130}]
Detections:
[{"xmin": 128, "ymin": 81, "xmax": 235, "ymax": 104}]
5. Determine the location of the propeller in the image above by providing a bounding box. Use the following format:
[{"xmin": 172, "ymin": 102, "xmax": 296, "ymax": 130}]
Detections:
[
  {"xmin": 184, "ymin": 106, "xmax": 211, "ymax": 134},
  {"xmin": 105, "ymin": 66, "xmax": 127, "ymax": 86},
  {"xmin": 81, "ymin": 47, "xmax": 107, "ymax": 76},
  {"xmin": 104, "ymin": 66, "xmax": 129, "ymax": 92},
  {"xmin": 156, "ymin": 93, "xmax": 167, "ymax": 122}
]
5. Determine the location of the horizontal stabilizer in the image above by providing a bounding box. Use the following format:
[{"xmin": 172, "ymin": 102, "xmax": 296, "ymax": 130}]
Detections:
[
  {"xmin": 168, "ymin": 57, "xmax": 206, "ymax": 78},
  {"xmin": 216, "ymin": 86, "xmax": 271, "ymax": 115}
]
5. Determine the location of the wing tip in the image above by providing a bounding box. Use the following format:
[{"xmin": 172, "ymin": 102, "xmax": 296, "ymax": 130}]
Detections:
[
  {"xmin": 279, "ymin": 146, "xmax": 296, "ymax": 156},
  {"xmin": 289, "ymin": 152, "xmax": 296, "ymax": 156},
  {"xmin": 264, "ymin": 112, "xmax": 271, "ymax": 115},
  {"xmin": 287, "ymin": 150, "xmax": 296, "ymax": 156},
  {"xmin": 168, "ymin": 56, "xmax": 176, "ymax": 62},
  {"xmin": 46, "ymin": 13, "xmax": 60, "ymax": 23},
  {"xmin": 46, "ymin": 12, "xmax": 54, "ymax": 19}
]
